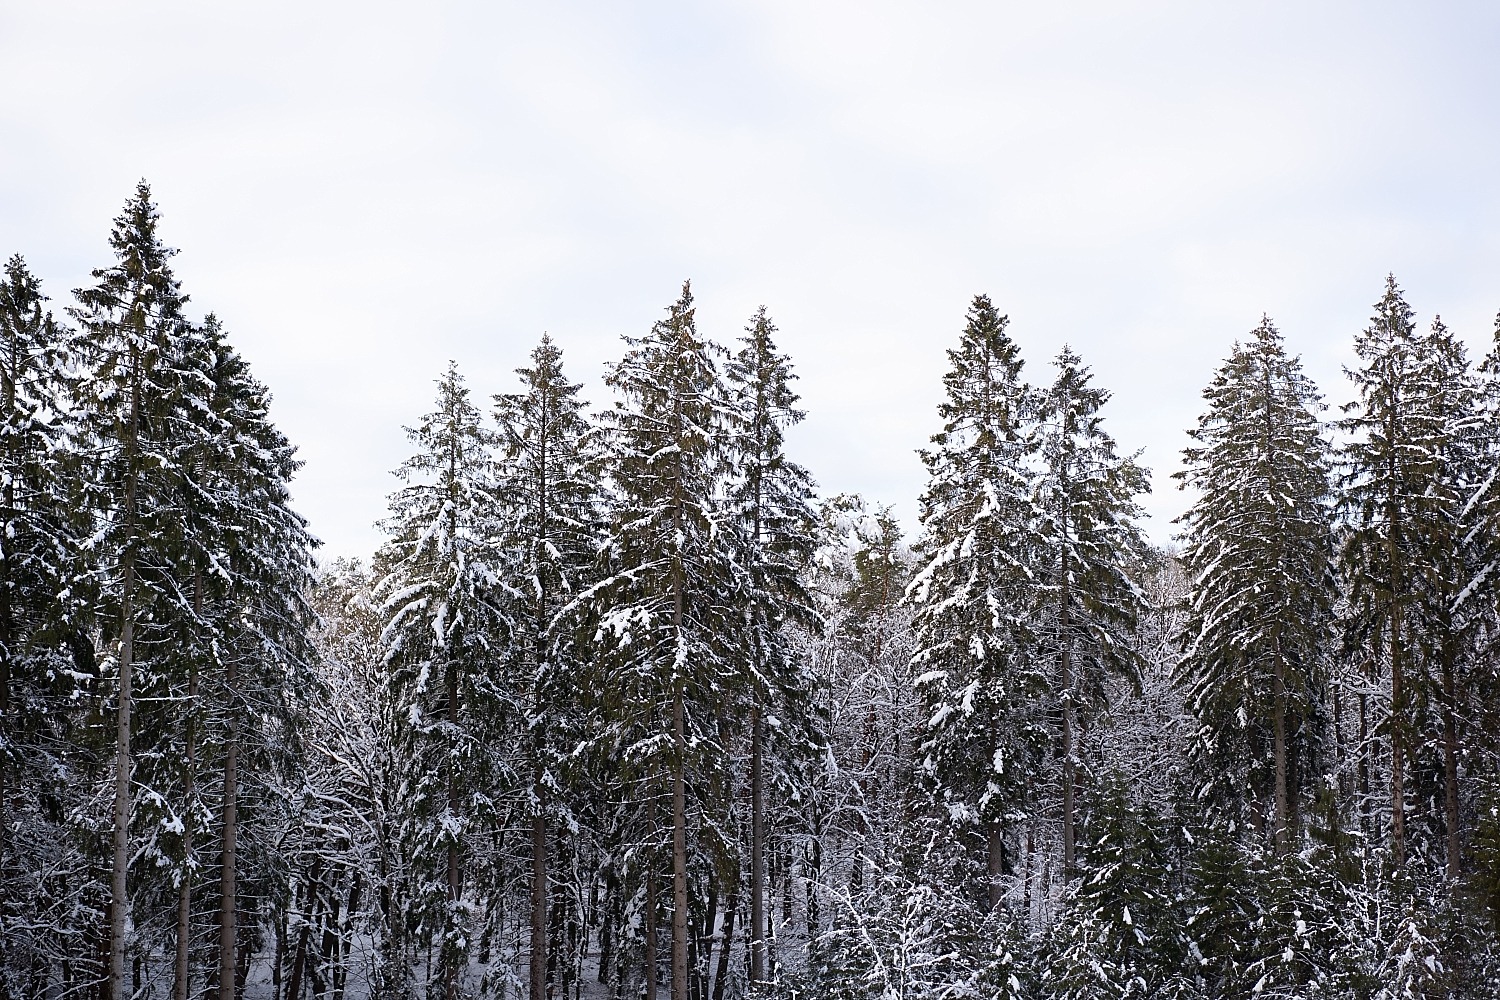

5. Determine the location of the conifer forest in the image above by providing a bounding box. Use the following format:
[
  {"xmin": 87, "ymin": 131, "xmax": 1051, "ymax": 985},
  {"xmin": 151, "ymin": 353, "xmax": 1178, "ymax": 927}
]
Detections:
[{"xmin": 8, "ymin": 184, "xmax": 1500, "ymax": 1000}]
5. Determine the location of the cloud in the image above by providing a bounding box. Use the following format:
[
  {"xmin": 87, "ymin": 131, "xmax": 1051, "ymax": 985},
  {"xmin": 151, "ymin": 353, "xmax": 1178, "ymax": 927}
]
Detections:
[{"xmin": 3, "ymin": 1, "xmax": 1497, "ymax": 557}]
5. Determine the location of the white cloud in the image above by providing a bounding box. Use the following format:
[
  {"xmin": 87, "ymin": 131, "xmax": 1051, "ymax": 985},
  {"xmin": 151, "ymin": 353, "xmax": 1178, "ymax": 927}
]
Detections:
[{"xmin": 3, "ymin": 0, "xmax": 1497, "ymax": 557}]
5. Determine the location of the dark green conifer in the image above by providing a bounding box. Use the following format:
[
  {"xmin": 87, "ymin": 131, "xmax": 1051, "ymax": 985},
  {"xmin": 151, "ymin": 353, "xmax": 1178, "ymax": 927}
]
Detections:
[{"xmin": 1176, "ymin": 317, "xmax": 1335, "ymax": 851}]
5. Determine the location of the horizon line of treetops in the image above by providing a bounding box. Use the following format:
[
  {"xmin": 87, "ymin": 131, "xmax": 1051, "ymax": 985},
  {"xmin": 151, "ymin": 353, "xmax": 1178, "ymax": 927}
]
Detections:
[{"xmin": 3, "ymin": 181, "xmax": 1500, "ymax": 1000}]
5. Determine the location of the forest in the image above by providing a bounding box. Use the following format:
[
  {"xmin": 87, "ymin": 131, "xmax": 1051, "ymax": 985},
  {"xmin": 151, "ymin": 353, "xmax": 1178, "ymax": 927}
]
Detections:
[{"xmin": 3, "ymin": 183, "xmax": 1500, "ymax": 1000}]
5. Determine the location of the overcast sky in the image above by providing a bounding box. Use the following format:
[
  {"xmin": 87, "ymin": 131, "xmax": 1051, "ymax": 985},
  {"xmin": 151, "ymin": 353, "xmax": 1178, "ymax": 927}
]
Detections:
[{"xmin": 3, "ymin": 1, "xmax": 1498, "ymax": 560}]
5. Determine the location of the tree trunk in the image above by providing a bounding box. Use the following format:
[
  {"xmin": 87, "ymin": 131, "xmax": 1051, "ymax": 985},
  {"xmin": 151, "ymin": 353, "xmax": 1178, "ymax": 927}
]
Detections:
[
  {"xmin": 531, "ymin": 803, "xmax": 547, "ymax": 1000},
  {"xmin": 335, "ymin": 873, "xmax": 361, "ymax": 1000},
  {"xmin": 672, "ymin": 686, "xmax": 689, "ymax": 1000},
  {"xmin": 645, "ymin": 866, "xmax": 659, "ymax": 1000},
  {"xmin": 1389, "ymin": 606, "xmax": 1405, "ymax": 866},
  {"xmin": 0, "ymin": 343, "xmax": 13, "ymax": 914},
  {"xmin": 1272, "ymin": 647, "xmax": 1289, "ymax": 853},
  {"xmin": 987, "ymin": 819, "xmax": 1005, "ymax": 911},
  {"xmin": 1440, "ymin": 641, "xmax": 1462, "ymax": 880},
  {"xmin": 1060, "ymin": 577, "xmax": 1074, "ymax": 874},
  {"xmin": 174, "ymin": 654, "xmax": 199, "ymax": 1000},
  {"xmin": 750, "ymin": 702, "xmax": 766, "ymax": 988},
  {"xmin": 711, "ymin": 875, "xmax": 738, "ymax": 1000},
  {"xmin": 219, "ymin": 654, "xmax": 239, "ymax": 1000},
  {"xmin": 445, "ymin": 658, "xmax": 461, "ymax": 1000},
  {"xmin": 108, "ymin": 553, "xmax": 136, "ymax": 1000}
]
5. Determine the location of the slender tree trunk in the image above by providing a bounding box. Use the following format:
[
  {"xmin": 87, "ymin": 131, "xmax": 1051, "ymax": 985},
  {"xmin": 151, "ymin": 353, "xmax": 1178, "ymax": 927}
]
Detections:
[
  {"xmin": 1385, "ymin": 425, "xmax": 1407, "ymax": 867},
  {"xmin": 1024, "ymin": 807, "xmax": 1036, "ymax": 924},
  {"xmin": 1389, "ymin": 605, "xmax": 1405, "ymax": 866},
  {"xmin": 749, "ymin": 703, "xmax": 766, "ymax": 989},
  {"xmin": 645, "ymin": 865, "xmax": 659, "ymax": 1000},
  {"xmin": 1272, "ymin": 647, "xmax": 1290, "ymax": 853},
  {"xmin": 0, "ymin": 345, "xmax": 14, "ymax": 908},
  {"xmin": 1440, "ymin": 641, "xmax": 1462, "ymax": 881},
  {"xmin": 531, "ymin": 799, "xmax": 547, "ymax": 1000},
  {"xmin": 711, "ymin": 872, "xmax": 738, "ymax": 1000},
  {"xmin": 219, "ymin": 654, "xmax": 239, "ymax": 1000},
  {"xmin": 109, "ymin": 552, "xmax": 136, "ymax": 1000},
  {"xmin": 1060, "ymin": 543, "xmax": 1075, "ymax": 875},
  {"xmin": 445, "ymin": 657, "xmax": 461, "ymax": 1000},
  {"xmin": 672, "ymin": 685, "xmax": 689, "ymax": 1000},
  {"xmin": 1358, "ymin": 684, "xmax": 1371, "ymax": 838},
  {"xmin": 287, "ymin": 875, "xmax": 310, "ymax": 1000},
  {"xmin": 335, "ymin": 873, "xmax": 361, "ymax": 1000},
  {"xmin": 0, "ymin": 560, "xmax": 10, "ymax": 922},
  {"xmin": 175, "ymin": 652, "xmax": 199, "ymax": 1000},
  {"xmin": 987, "ymin": 820, "xmax": 1005, "ymax": 911}
]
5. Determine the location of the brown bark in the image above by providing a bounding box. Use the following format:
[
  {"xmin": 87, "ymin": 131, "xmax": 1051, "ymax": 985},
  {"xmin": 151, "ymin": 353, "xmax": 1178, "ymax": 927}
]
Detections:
[
  {"xmin": 0, "ymin": 329, "xmax": 14, "ymax": 900},
  {"xmin": 711, "ymin": 875, "xmax": 738, "ymax": 1000},
  {"xmin": 987, "ymin": 820, "xmax": 1005, "ymax": 912},
  {"xmin": 1358, "ymin": 685, "xmax": 1371, "ymax": 837},
  {"xmin": 1272, "ymin": 648, "xmax": 1289, "ymax": 853},
  {"xmin": 1440, "ymin": 643, "xmax": 1462, "ymax": 880},
  {"xmin": 174, "ymin": 652, "xmax": 199, "ymax": 1000},
  {"xmin": 445, "ymin": 658, "xmax": 461, "ymax": 1000},
  {"xmin": 672, "ymin": 686, "xmax": 688, "ymax": 1000},
  {"xmin": 108, "ymin": 555, "xmax": 135, "ymax": 999},
  {"xmin": 531, "ymin": 807, "xmax": 547, "ymax": 1000},
  {"xmin": 750, "ymin": 703, "xmax": 766, "ymax": 988},
  {"xmin": 645, "ymin": 865, "xmax": 659, "ymax": 1000},
  {"xmin": 219, "ymin": 654, "xmax": 239, "ymax": 1000},
  {"xmin": 1060, "ymin": 547, "xmax": 1075, "ymax": 875},
  {"xmin": 1389, "ymin": 606, "xmax": 1406, "ymax": 866}
]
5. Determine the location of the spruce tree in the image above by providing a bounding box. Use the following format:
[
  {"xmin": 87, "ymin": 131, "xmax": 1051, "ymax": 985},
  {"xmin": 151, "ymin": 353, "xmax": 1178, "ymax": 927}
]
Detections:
[
  {"xmin": 1033, "ymin": 346, "xmax": 1149, "ymax": 874},
  {"xmin": 70, "ymin": 181, "xmax": 199, "ymax": 996},
  {"xmin": 375, "ymin": 362, "xmax": 504, "ymax": 1000},
  {"xmin": 724, "ymin": 305, "xmax": 818, "ymax": 989},
  {"xmin": 191, "ymin": 317, "xmax": 317, "ymax": 1000},
  {"xmin": 588, "ymin": 282, "xmax": 743, "ymax": 1000},
  {"xmin": 492, "ymin": 334, "xmax": 603, "ymax": 1000},
  {"xmin": 1338, "ymin": 275, "xmax": 1449, "ymax": 866},
  {"xmin": 0, "ymin": 255, "xmax": 89, "ymax": 996},
  {"xmin": 906, "ymin": 294, "xmax": 1044, "ymax": 910},
  {"xmin": 1405, "ymin": 317, "xmax": 1484, "ymax": 882},
  {"xmin": 1176, "ymin": 317, "xmax": 1336, "ymax": 851}
]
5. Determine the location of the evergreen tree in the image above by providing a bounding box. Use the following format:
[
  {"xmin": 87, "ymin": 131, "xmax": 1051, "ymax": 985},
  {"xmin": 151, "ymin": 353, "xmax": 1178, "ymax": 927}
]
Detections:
[
  {"xmin": 1403, "ymin": 317, "xmax": 1485, "ymax": 881},
  {"xmin": 0, "ymin": 255, "xmax": 89, "ymax": 998},
  {"xmin": 1033, "ymin": 346, "xmax": 1150, "ymax": 874},
  {"xmin": 724, "ymin": 305, "xmax": 818, "ymax": 990},
  {"xmin": 69, "ymin": 181, "xmax": 200, "ymax": 996},
  {"xmin": 906, "ymin": 294, "xmax": 1044, "ymax": 911},
  {"xmin": 1338, "ymin": 275, "xmax": 1450, "ymax": 866},
  {"xmin": 192, "ymin": 316, "xmax": 318, "ymax": 1000},
  {"xmin": 586, "ymin": 282, "xmax": 743, "ymax": 1000},
  {"xmin": 375, "ymin": 362, "xmax": 505, "ymax": 1000},
  {"xmin": 1046, "ymin": 781, "xmax": 1188, "ymax": 1000},
  {"xmin": 1176, "ymin": 317, "xmax": 1336, "ymax": 850},
  {"xmin": 492, "ymin": 334, "xmax": 603, "ymax": 1000}
]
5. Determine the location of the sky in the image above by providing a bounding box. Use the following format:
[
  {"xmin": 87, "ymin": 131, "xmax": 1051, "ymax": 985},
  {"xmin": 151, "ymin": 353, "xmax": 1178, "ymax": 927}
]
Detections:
[{"xmin": 3, "ymin": 1, "xmax": 1499, "ymax": 561}]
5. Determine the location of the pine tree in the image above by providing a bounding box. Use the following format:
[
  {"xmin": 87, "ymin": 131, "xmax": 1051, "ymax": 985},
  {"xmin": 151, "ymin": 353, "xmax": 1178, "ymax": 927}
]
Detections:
[
  {"xmin": 1033, "ymin": 346, "xmax": 1149, "ymax": 875},
  {"xmin": 375, "ymin": 362, "xmax": 504, "ymax": 1000},
  {"xmin": 587, "ymin": 282, "xmax": 743, "ymax": 1000},
  {"xmin": 724, "ymin": 305, "xmax": 818, "ymax": 990},
  {"xmin": 492, "ymin": 334, "xmax": 603, "ymax": 1000},
  {"xmin": 906, "ymin": 294, "xmax": 1044, "ymax": 911},
  {"xmin": 1176, "ymin": 317, "xmax": 1336, "ymax": 851}
]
